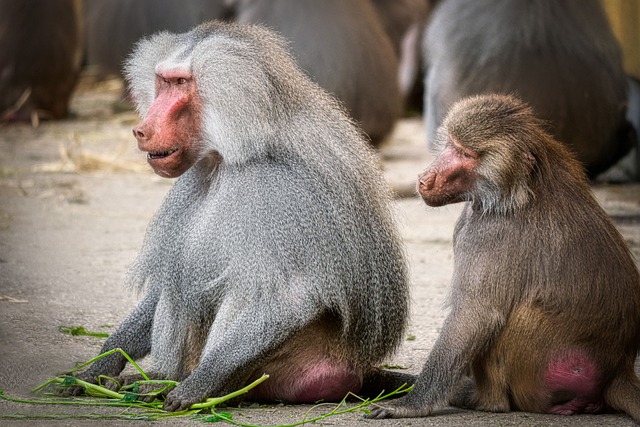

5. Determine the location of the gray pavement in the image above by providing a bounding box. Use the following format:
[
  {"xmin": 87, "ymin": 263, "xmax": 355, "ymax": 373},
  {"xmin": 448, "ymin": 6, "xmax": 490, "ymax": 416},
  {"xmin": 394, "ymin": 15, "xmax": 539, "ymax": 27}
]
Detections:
[{"xmin": 0, "ymin": 85, "xmax": 639, "ymax": 426}]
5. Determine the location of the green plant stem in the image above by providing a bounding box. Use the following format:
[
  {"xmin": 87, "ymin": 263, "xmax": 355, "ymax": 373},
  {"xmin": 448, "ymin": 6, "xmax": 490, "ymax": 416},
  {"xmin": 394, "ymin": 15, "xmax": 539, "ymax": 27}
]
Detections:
[
  {"xmin": 0, "ymin": 383, "xmax": 411, "ymax": 425},
  {"xmin": 196, "ymin": 384, "xmax": 413, "ymax": 427},
  {"xmin": 2, "ymin": 345, "xmax": 412, "ymax": 426},
  {"xmin": 190, "ymin": 374, "xmax": 270, "ymax": 410}
]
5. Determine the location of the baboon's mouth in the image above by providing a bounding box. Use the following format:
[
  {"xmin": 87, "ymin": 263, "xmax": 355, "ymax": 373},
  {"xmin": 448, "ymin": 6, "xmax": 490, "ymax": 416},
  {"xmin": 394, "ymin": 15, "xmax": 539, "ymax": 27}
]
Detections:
[{"xmin": 147, "ymin": 148, "xmax": 179, "ymax": 159}]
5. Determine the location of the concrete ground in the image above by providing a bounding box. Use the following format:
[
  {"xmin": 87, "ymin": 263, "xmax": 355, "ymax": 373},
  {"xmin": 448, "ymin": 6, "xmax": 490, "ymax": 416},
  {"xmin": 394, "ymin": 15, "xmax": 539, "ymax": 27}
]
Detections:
[{"xmin": 0, "ymin": 80, "xmax": 639, "ymax": 426}]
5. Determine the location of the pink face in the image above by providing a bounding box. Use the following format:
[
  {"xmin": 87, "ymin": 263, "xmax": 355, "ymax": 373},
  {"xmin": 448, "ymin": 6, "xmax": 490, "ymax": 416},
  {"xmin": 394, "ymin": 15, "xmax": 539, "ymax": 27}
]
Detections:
[
  {"xmin": 417, "ymin": 136, "xmax": 479, "ymax": 206},
  {"xmin": 132, "ymin": 70, "xmax": 202, "ymax": 178}
]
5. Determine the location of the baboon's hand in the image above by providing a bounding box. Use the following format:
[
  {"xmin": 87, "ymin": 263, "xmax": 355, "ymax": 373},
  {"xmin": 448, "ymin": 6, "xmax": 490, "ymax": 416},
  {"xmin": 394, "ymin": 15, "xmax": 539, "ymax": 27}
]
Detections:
[
  {"xmin": 163, "ymin": 381, "xmax": 208, "ymax": 412},
  {"xmin": 365, "ymin": 396, "xmax": 433, "ymax": 419}
]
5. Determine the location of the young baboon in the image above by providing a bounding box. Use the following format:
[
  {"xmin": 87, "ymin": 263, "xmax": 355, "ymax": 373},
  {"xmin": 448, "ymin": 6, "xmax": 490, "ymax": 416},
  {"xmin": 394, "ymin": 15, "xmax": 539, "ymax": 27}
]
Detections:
[
  {"xmin": 369, "ymin": 94, "xmax": 640, "ymax": 422},
  {"xmin": 61, "ymin": 21, "xmax": 410, "ymax": 411}
]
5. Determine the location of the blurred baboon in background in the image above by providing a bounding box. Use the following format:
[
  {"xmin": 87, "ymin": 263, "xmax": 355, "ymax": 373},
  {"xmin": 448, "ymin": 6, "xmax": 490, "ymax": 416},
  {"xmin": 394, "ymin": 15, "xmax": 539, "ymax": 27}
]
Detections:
[
  {"xmin": 0, "ymin": 0, "xmax": 83, "ymax": 122},
  {"xmin": 232, "ymin": 0, "xmax": 402, "ymax": 146},
  {"xmin": 423, "ymin": 0, "xmax": 635, "ymax": 178},
  {"xmin": 84, "ymin": 0, "xmax": 233, "ymax": 80}
]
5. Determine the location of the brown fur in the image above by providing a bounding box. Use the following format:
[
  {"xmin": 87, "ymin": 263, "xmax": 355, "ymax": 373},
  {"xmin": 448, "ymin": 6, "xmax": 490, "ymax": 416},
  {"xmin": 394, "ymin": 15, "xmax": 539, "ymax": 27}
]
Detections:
[{"xmin": 368, "ymin": 94, "xmax": 640, "ymax": 422}]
